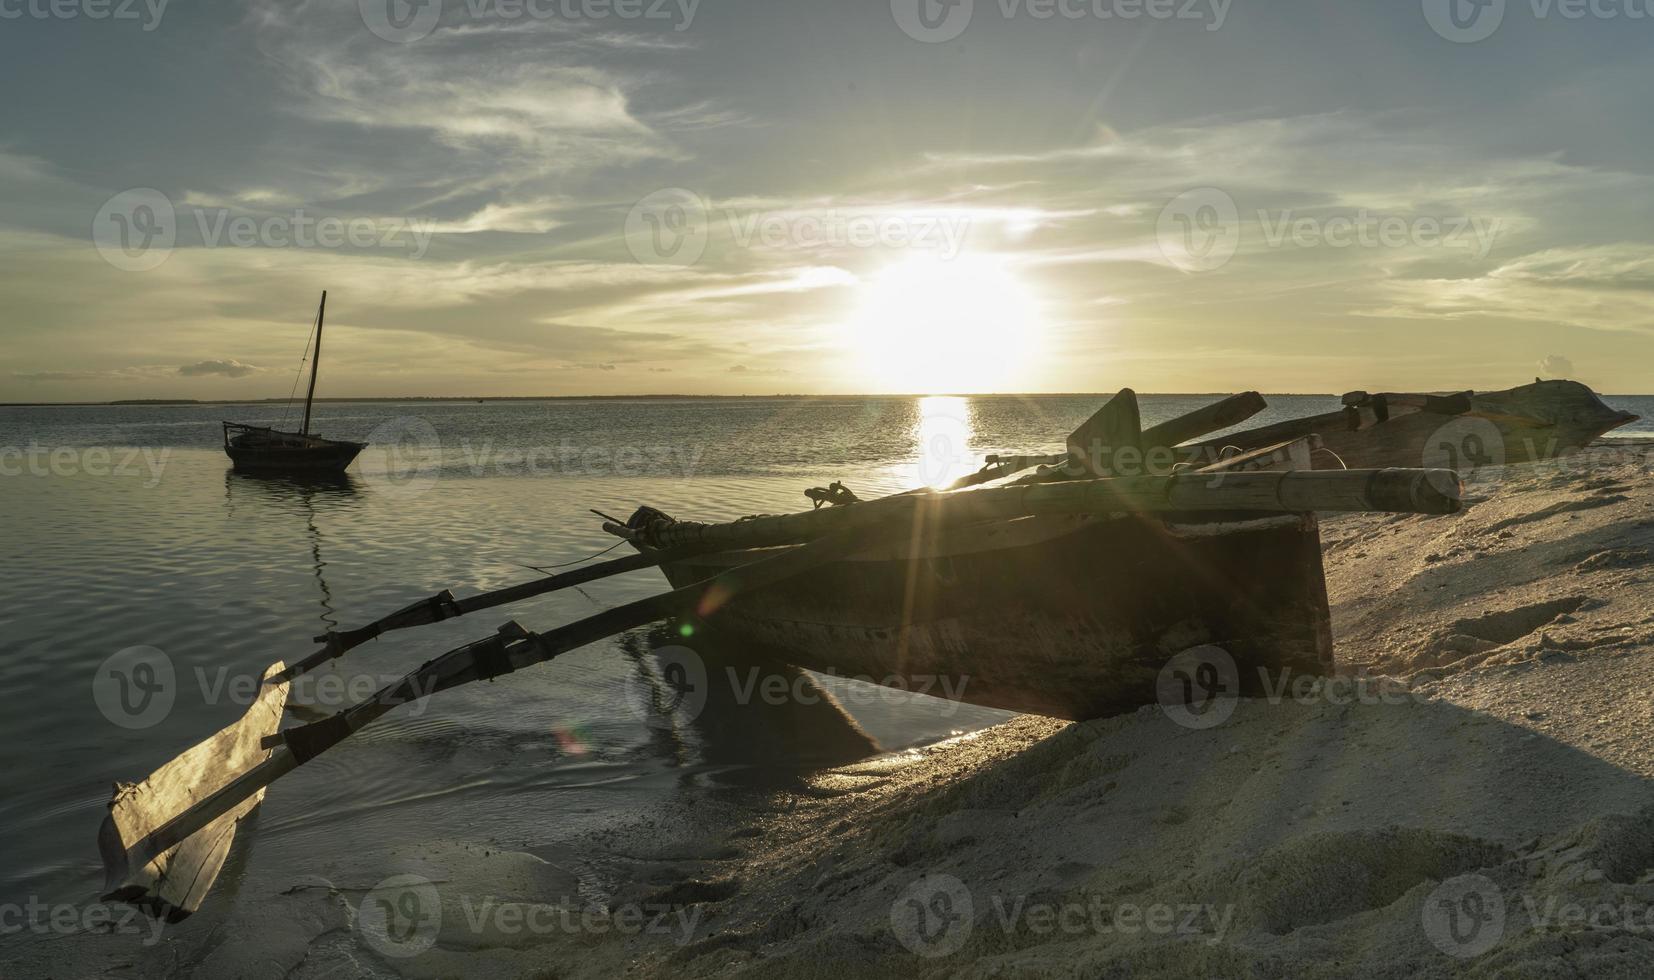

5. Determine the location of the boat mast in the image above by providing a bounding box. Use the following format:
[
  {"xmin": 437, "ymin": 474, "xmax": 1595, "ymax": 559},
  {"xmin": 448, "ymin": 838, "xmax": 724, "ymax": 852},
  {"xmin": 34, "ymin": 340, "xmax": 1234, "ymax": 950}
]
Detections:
[{"xmin": 300, "ymin": 291, "xmax": 326, "ymax": 436}]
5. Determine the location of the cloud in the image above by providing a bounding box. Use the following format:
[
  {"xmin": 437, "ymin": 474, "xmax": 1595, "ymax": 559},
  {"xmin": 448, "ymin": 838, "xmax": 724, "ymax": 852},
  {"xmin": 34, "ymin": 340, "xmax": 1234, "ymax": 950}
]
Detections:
[
  {"xmin": 13, "ymin": 370, "xmax": 131, "ymax": 383},
  {"xmin": 11, "ymin": 365, "xmax": 177, "ymax": 383},
  {"xmin": 179, "ymin": 359, "xmax": 263, "ymax": 378},
  {"xmin": 1538, "ymin": 354, "xmax": 1574, "ymax": 378}
]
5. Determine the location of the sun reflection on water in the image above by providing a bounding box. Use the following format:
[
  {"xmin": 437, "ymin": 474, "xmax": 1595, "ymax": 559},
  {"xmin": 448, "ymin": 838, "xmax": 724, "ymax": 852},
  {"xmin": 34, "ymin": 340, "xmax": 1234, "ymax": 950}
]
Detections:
[{"xmin": 913, "ymin": 395, "xmax": 975, "ymax": 488}]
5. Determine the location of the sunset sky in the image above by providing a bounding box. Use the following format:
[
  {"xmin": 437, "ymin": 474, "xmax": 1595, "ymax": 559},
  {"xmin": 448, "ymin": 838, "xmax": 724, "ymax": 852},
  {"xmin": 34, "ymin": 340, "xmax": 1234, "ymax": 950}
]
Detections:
[{"xmin": 2, "ymin": 0, "xmax": 1652, "ymax": 400}]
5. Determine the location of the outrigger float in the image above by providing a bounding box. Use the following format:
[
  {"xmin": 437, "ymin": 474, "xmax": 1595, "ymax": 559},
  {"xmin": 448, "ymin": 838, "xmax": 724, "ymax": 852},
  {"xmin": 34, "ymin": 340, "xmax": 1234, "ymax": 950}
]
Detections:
[{"xmin": 102, "ymin": 385, "xmax": 1497, "ymax": 920}]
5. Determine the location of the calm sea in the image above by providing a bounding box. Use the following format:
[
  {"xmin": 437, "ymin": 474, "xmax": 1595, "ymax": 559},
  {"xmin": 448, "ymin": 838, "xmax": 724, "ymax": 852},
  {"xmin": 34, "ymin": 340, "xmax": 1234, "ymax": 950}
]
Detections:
[{"xmin": 1, "ymin": 394, "xmax": 1648, "ymax": 931}]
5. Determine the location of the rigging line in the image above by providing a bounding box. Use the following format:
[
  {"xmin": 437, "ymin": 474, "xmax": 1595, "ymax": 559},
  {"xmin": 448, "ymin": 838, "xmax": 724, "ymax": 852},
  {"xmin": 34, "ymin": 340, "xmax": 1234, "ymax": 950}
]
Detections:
[
  {"xmin": 276, "ymin": 303, "xmax": 322, "ymax": 432},
  {"xmin": 510, "ymin": 539, "xmax": 628, "ymax": 575}
]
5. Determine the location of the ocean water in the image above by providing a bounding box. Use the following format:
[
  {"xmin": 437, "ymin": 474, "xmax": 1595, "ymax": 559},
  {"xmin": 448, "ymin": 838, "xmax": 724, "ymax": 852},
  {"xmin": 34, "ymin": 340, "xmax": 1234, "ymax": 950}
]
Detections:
[{"xmin": 0, "ymin": 393, "xmax": 1647, "ymax": 930}]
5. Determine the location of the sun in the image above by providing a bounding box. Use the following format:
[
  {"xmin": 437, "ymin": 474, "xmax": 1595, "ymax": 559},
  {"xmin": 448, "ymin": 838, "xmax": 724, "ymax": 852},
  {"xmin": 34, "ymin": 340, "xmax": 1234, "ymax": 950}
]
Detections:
[{"xmin": 846, "ymin": 254, "xmax": 1046, "ymax": 393}]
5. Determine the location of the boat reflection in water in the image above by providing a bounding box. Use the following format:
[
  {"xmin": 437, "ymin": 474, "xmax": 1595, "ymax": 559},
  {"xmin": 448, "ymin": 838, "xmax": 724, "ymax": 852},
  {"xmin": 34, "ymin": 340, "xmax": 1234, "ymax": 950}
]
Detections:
[
  {"xmin": 223, "ymin": 468, "xmax": 361, "ymax": 634},
  {"xmin": 622, "ymin": 624, "xmax": 882, "ymax": 786}
]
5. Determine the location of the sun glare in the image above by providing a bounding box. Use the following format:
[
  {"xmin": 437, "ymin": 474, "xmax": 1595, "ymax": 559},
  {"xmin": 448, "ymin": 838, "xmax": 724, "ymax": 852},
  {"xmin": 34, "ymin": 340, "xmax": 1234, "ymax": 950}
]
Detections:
[{"xmin": 847, "ymin": 255, "xmax": 1045, "ymax": 394}]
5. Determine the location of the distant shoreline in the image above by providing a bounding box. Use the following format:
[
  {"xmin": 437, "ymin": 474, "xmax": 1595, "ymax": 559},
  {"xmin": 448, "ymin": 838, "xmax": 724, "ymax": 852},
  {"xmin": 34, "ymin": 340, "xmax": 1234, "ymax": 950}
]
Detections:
[
  {"xmin": 1, "ymin": 392, "xmax": 1337, "ymax": 407},
  {"xmin": 3, "ymin": 391, "xmax": 1647, "ymax": 408}
]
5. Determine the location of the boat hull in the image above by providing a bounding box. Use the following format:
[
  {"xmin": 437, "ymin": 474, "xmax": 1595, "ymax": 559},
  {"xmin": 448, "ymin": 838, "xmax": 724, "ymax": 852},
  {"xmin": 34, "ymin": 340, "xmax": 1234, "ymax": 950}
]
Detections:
[
  {"xmin": 1189, "ymin": 380, "xmax": 1637, "ymax": 470},
  {"xmin": 655, "ymin": 511, "xmax": 1333, "ymax": 720},
  {"xmin": 225, "ymin": 442, "xmax": 365, "ymax": 472},
  {"xmin": 223, "ymin": 422, "xmax": 365, "ymax": 473}
]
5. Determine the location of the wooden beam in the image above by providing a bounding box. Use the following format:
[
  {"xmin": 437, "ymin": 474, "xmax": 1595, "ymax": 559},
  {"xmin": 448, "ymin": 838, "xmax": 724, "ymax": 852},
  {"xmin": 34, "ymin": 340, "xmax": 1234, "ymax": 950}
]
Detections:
[
  {"xmin": 1142, "ymin": 391, "xmax": 1267, "ymax": 449},
  {"xmin": 1197, "ymin": 435, "xmax": 1322, "ymax": 473}
]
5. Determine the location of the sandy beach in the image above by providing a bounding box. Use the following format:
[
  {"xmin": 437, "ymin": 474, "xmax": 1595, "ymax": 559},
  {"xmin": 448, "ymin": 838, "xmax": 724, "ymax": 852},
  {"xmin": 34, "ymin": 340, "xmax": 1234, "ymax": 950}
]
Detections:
[
  {"xmin": 10, "ymin": 441, "xmax": 1654, "ymax": 978},
  {"xmin": 474, "ymin": 441, "xmax": 1654, "ymax": 979}
]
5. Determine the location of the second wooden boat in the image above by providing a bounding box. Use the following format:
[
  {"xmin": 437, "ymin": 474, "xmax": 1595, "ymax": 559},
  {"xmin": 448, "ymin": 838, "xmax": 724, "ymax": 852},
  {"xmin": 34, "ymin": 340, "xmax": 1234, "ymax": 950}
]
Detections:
[
  {"xmin": 1183, "ymin": 380, "xmax": 1636, "ymax": 470},
  {"xmin": 223, "ymin": 291, "xmax": 366, "ymax": 473}
]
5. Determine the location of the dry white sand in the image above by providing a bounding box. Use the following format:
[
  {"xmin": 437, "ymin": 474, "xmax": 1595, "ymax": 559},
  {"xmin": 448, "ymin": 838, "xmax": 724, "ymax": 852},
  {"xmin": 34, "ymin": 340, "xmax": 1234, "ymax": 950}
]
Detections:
[{"xmin": 14, "ymin": 442, "xmax": 1654, "ymax": 978}]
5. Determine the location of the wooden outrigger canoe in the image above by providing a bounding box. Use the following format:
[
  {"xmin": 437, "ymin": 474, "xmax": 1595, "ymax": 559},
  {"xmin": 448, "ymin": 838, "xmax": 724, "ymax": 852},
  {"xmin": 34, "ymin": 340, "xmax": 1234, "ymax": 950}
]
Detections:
[
  {"xmin": 96, "ymin": 387, "xmax": 1462, "ymax": 922},
  {"xmin": 1183, "ymin": 380, "xmax": 1636, "ymax": 471},
  {"xmin": 637, "ymin": 510, "xmax": 1332, "ymax": 719}
]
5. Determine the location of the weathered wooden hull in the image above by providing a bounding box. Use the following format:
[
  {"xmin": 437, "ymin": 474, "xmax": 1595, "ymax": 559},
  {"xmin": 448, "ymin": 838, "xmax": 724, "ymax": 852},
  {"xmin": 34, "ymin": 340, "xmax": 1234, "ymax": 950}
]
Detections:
[
  {"xmin": 225, "ymin": 442, "xmax": 365, "ymax": 472},
  {"xmin": 223, "ymin": 423, "xmax": 365, "ymax": 473},
  {"xmin": 1188, "ymin": 380, "xmax": 1636, "ymax": 470},
  {"xmin": 654, "ymin": 512, "xmax": 1333, "ymax": 720}
]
